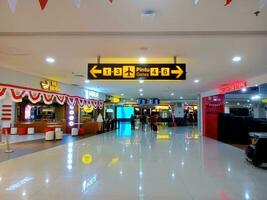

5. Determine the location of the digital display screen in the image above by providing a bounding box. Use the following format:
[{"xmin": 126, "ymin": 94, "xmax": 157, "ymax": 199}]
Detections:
[{"xmin": 116, "ymin": 107, "xmax": 134, "ymax": 119}]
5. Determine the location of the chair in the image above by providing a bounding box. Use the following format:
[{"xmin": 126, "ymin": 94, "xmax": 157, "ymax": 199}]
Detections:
[
  {"xmin": 55, "ymin": 130, "xmax": 63, "ymax": 140},
  {"xmin": 71, "ymin": 128, "xmax": 79, "ymax": 136},
  {"xmin": 10, "ymin": 128, "xmax": 18, "ymax": 135},
  {"xmin": 27, "ymin": 127, "xmax": 35, "ymax": 135},
  {"xmin": 55, "ymin": 128, "xmax": 62, "ymax": 132},
  {"xmin": 45, "ymin": 131, "xmax": 54, "ymax": 141},
  {"xmin": 18, "ymin": 128, "xmax": 27, "ymax": 135}
]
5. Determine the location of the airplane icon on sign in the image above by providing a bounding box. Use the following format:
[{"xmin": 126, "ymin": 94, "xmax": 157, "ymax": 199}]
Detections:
[
  {"xmin": 123, "ymin": 66, "xmax": 135, "ymax": 78},
  {"xmin": 125, "ymin": 67, "xmax": 134, "ymax": 76}
]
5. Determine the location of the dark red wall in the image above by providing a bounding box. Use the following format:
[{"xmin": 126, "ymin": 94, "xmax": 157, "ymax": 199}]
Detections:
[{"xmin": 202, "ymin": 94, "xmax": 225, "ymax": 139}]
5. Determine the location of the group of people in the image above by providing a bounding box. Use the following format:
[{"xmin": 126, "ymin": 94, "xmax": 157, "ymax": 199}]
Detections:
[{"xmin": 131, "ymin": 114, "xmax": 158, "ymax": 132}]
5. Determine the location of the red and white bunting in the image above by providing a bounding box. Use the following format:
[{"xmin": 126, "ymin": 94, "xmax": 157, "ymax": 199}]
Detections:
[
  {"xmin": 108, "ymin": 0, "xmax": 113, "ymax": 3},
  {"xmin": 42, "ymin": 93, "xmax": 54, "ymax": 104},
  {"xmin": 77, "ymin": 98, "xmax": 86, "ymax": 107},
  {"xmin": 92, "ymin": 100, "xmax": 99, "ymax": 109},
  {"xmin": 55, "ymin": 94, "xmax": 66, "ymax": 105},
  {"xmin": 39, "ymin": 0, "xmax": 48, "ymax": 10},
  {"xmin": 28, "ymin": 91, "xmax": 42, "ymax": 104},
  {"xmin": 98, "ymin": 100, "xmax": 104, "ymax": 109},
  {"xmin": 0, "ymin": 87, "xmax": 7, "ymax": 100},
  {"xmin": 86, "ymin": 100, "xmax": 92, "ymax": 107},
  {"xmin": 67, "ymin": 96, "xmax": 76, "ymax": 106},
  {"xmin": 9, "ymin": 88, "xmax": 26, "ymax": 102},
  {"xmin": 225, "ymin": 0, "xmax": 233, "ymax": 6},
  {"xmin": 8, "ymin": 0, "xmax": 17, "ymax": 13}
]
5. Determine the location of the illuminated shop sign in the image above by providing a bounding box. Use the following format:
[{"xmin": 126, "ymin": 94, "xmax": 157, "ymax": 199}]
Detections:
[
  {"xmin": 218, "ymin": 80, "xmax": 247, "ymax": 94},
  {"xmin": 85, "ymin": 90, "xmax": 99, "ymax": 99},
  {"xmin": 40, "ymin": 80, "xmax": 60, "ymax": 92},
  {"xmin": 88, "ymin": 63, "xmax": 186, "ymax": 80}
]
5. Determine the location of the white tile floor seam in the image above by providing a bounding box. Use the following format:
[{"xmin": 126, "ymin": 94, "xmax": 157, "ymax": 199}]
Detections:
[{"xmin": 0, "ymin": 125, "xmax": 267, "ymax": 200}]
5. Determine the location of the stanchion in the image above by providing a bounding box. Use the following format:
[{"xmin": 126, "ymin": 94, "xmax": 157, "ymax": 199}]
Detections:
[{"xmin": 4, "ymin": 129, "xmax": 13, "ymax": 153}]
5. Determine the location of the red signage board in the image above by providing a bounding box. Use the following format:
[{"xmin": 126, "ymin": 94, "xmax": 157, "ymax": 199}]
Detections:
[{"xmin": 218, "ymin": 80, "xmax": 247, "ymax": 94}]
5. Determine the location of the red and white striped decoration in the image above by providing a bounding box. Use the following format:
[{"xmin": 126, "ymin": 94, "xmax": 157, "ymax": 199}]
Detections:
[
  {"xmin": 9, "ymin": 88, "xmax": 26, "ymax": 102},
  {"xmin": 42, "ymin": 93, "xmax": 54, "ymax": 104},
  {"xmin": 1, "ymin": 104, "xmax": 12, "ymax": 121},
  {"xmin": 0, "ymin": 83, "xmax": 103, "ymax": 108}
]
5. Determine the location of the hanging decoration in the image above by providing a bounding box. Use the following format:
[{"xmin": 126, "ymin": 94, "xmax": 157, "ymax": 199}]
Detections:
[
  {"xmin": 77, "ymin": 98, "xmax": 86, "ymax": 107},
  {"xmin": 98, "ymin": 101, "xmax": 104, "ymax": 109},
  {"xmin": 73, "ymin": 0, "xmax": 81, "ymax": 8},
  {"xmin": 0, "ymin": 83, "xmax": 103, "ymax": 108},
  {"xmin": 42, "ymin": 93, "xmax": 54, "ymax": 104},
  {"xmin": 92, "ymin": 100, "xmax": 99, "ymax": 109},
  {"xmin": 194, "ymin": 0, "xmax": 200, "ymax": 5},
  {"xmin": 39, "ymin": 0, "xmax": 48, "ymax": 10},
  {"xmin": 0, "ymin": 87, "xmax": 7, "ymax": 100},
  {"xmin": 224, "ymin": 0, "xmax": 233, "ymax": 6},
  {"xmin": 9, "ymin": 89, "xmax": 26, "ymax": 102},
  {"xmin": 8, "ymin": 0, "xmax": 17, "ymax": 13},
  {"xmin": 67, "ymin": 96, "xmax": 76, "ymax": 106},
  {"xmin": 108, "ymin": 0, "xmax": 113, "ymax": 3},
  {"xmin": 28, "ymin": 91, "xmax": 42, "ymax": 104},
  {"xmin": 55, "ymin": 94, "xmax": 66, "ymax": 105}
]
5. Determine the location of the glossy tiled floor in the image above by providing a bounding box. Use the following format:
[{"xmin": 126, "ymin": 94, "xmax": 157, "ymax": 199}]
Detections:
[{"xmin": 0, "ymin": 124, "xmax": 267, "ymax": 200}]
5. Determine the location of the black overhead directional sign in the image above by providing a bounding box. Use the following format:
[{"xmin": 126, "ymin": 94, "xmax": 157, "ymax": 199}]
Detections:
[{"xmin": 88, "ymin": 63, "xmax": 186, "ymax": 80}]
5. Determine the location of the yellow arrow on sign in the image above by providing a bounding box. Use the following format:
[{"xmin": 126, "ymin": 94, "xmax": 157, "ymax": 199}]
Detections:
[
  {"xmin": 90, "ymin": 65, "xmax": 102, "ymax": 78},
  {"xmin": 171, "ymin": 66, "xmax": 184, "ymax": 79}
]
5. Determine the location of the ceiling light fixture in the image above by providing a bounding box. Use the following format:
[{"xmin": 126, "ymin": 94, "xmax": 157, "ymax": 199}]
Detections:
[
  {"xmin": 140, "ymin": 93, "xmax": 143, "ymax": 96},
  {"xmin": 171, "ymin": 93, "xmax": 174, "ymax": 96},
  {"xmin": 142, "ymin": 10, "xmax": 156, "ymax": 17},
  {"xmin": 121, "ymin": 93, "xmax": 124, "ymax": 96},
  {"xmin": 139, "ymin": 89, "xmax": 143, "ymax": 92},
  {"xmin": 180, "ymin": 96, "xmax": 183, "ymax": 100},
  {"xmin": 139, "ymin": 80, "xmax": 144, "ymax": 84},
  {"xmin": 139, "ymin": 57, "xmax": 147, "ymax": 64},
  {"xmin": 84, "ymin": 80, "xmax": 90, "ymax": 83},
  {"xmin": 241, "ymin": 88, "xmax": 247, "ymax": 92},
  {"xmin": 232, "ymin": 56, "xmax": 242, "ymax": 62},
  {"xmin": 46, "ymin": 57, "xmax": 55, "ymax": 64},
  {"xmin": 194, "ymin": 79, "xmax": 200, "ymax": 83}
]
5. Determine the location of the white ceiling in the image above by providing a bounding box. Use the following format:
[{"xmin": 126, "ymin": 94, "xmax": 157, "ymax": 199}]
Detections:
[{"xmin": 0, "ymin": 0, "xmax": 267, "ymax": 100}]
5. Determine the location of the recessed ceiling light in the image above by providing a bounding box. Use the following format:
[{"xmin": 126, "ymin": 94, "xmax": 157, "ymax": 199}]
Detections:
[
  {"xmin": 139, "ymin": 89, "xmax": 143, "ymax": 92},
  {"xmin": 140, "ymin": 93, "xmax": 143, "ymax": 96},
  {"xmin": 194, "ymin": 79, "xmax": 200, "ymax": 83},
  {"xmin": 84, "ymin": 80, "xmax": 90, "ymax": 83},
  {"xmin": 139, "ymin": 80, "xmax": 144, "ymax": 84},
  {"xmin": 180, "ymin": 96, "xmax": 184, "ymax": 100},
  {"xmin": 121, "ymin": 93, "xmax": 124, "ymax": 96},
  {"xmin": 232, "ymin": 56, "xmax": 241, "ymax": 62},
  {"xmin": 46, "ymin": 57, "xmax": 55, "ymax": 64},
  {"xmin": 139, "ymin": 57, "xmax": 147, "ymax": 64},
  {"xmin": 171, "ymin": 93, "xmax": 174, "ymax": 96}
]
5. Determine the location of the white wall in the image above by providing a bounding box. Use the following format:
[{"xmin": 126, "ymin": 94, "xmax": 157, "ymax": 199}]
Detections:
[{"xmin": 0, "ymin": 67, "xmax": 106, "ymax": 100}]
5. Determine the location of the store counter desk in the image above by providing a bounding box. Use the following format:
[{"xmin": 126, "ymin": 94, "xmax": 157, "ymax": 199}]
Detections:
[
  {"xmin": 81, "ymin": 121, "xmax": 98, "ymax": 135},
  {"xmin": 15, "ymin": 121, "xmax": 66, "ymax": 133}
]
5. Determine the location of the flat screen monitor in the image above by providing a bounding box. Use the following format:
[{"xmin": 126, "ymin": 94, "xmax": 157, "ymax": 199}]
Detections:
[{"xmin": 116, "ymin": 107, "xmax": 134, "ymax": 119}]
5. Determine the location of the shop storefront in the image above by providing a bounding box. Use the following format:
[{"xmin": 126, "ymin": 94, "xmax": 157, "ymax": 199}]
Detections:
[{"xmin": 0, "ymin": 74, "xmax": 105, "ymax": 137}]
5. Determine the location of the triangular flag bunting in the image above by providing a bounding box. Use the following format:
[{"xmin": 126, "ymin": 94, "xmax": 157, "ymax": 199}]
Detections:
[
  {"xmin": 224, "ymin": 0, "xmax": 233, "ymax": 6},
  {"xmin": 8, "ymin": 0, "xmax": 17, "ymax": 13},
  {"xmin": 260, "ymin": 0, "xmax": 267, "ymax": 8},
  {"xmin": 39, "ymin": 0, "xmax": 48, "ymax": 10},
  {"xmin": 73, "ymin": 0, "xmax": 81, "ymax": 8},
  {"xmin": 108, "ymin": 0, "xmax": 113, "ymax": 3},
  {"xmin": 194, "ymin": 0, "xmax": 200, "ymax": 5}
]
